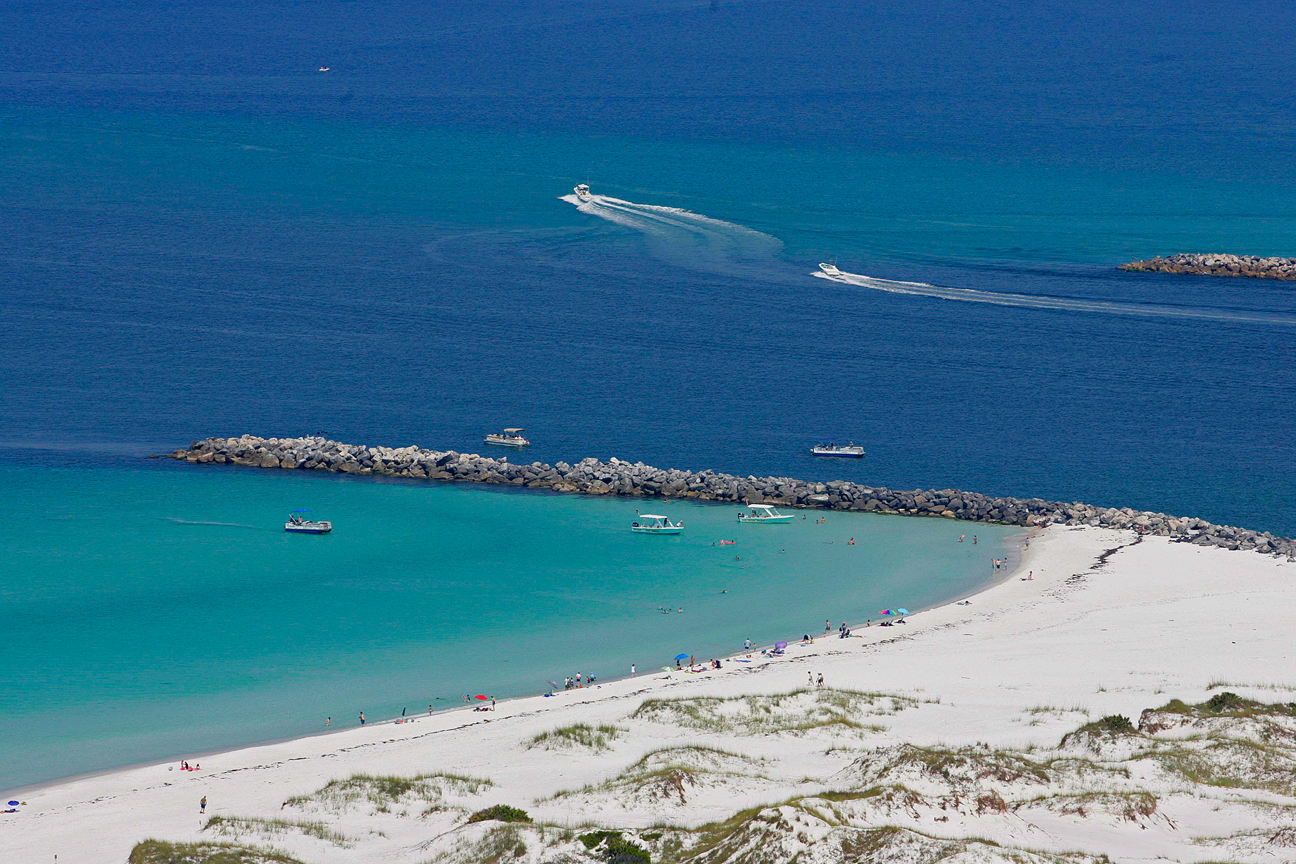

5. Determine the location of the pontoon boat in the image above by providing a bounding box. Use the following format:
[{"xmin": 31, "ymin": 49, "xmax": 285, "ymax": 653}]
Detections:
[
  {"xmin": 285, "ymin": 510, "xmax": 332, "ymax": 534},
  {"xmin": 631, "ymin": 514, "xmax": 685, "ymax": 534},
  {"xmin": 484, "ymin": 428, "xmax": 531, "ymax": 448},
  {"xmin": 737, "ymin": 504, "xmax": 794, "ymax": 524}
]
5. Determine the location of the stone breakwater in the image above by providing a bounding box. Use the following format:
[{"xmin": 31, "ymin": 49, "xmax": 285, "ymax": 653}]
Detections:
[
  {"xmin": 168, "ymin": 436, "xmax": 1296, "ymax": 557},
  {"xmin": 1120, "ymin": 253, "xmax": 1296, "ymax": 280}
]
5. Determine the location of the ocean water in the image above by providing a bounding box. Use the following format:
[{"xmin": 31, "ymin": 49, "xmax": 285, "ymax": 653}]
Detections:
[
  {"xmin": 0, "ymin": 451, "xmax": 1015, "ymax": 790},
  {"xmin": 2, "ymin": 0, "xmax": 1295, "ymax": 789}
]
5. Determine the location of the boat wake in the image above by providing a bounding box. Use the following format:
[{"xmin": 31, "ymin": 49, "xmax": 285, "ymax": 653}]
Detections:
[
  {"xmin": 162, "ymin": 517, "xmax": 266, "ymax": 530},
  {"xmin": 560, "ymin": 193, "xmax": 783, "ymax": 274},
  {"xmin": 813, "ymin": 269, "xmax": 1296, "ymax": 327}
]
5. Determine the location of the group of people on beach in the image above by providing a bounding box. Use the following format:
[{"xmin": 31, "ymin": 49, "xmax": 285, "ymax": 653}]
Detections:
[{"xmin": 562, "ymin": 674, "xmax": 592, "ymax": 689}]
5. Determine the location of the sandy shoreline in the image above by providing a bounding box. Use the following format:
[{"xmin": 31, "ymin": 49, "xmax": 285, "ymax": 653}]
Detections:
[{"xmin": 8, "ymin": 525, "xmax": 1296, "ymax": 863}]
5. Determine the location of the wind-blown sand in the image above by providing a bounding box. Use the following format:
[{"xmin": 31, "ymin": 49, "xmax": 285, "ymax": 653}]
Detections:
[{"xmin": 7, "ymin": 526, "xmax": 1296, "ymax": 863}]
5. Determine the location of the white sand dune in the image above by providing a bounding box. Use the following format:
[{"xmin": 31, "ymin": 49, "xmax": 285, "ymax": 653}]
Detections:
[{"xmin": 7, "ymin": 526, "xmax": 1296, "ymax": 863}]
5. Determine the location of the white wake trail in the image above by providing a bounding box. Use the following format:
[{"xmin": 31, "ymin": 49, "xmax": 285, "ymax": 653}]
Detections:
[
  {"xmin": 561, "ymin": 193, "xmax": 782, "ymax": 273},
  {"xmin": 813, "ymin": 269, "xmax": 1296, "ymax": 326}
]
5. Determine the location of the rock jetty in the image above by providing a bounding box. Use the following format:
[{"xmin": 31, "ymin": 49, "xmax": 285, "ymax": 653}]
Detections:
[
  {"xmin": 168, "ymin": 435, "xmax": 1296, "ymax": 558},
  {"xmin": 1120, "ymin": 253, "xmax": 1296, "ymax": 280}
]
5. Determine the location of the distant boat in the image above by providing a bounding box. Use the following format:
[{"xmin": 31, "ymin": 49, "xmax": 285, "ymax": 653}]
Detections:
[
  {"xmin": 811, "ymin": 442, "xmax": 866, "ymax": 458},
  {"xmin": 484, "ymin": 427, "xmax": 531, "ymax": 448},
  {"xmin": 285, "ymin": 510, "xmax": 332, "ymax": 534},
  {"xmin": 631, "ymin": 514, "xmax": 685, "ymax": 534},
  {"xmin": 818, "ymin": 261, "xmax": 841, "ymax": 276},
  {"xmin": 573, "ymin": 184, "xmax": 592, "ymax": 202},
  {"xmin": 318, "ymin": 67, "xmax": 330, "ymax": 72},
  {"xmin": 737, "ymin": 504, "xmax": 794, "ymax": 524}
]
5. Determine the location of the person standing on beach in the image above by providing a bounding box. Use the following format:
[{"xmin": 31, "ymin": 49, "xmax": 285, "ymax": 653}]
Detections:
[
  {"xmin": 631, "ymin": 663, "xmax": 636, "ymax": 676},
  {"xmin": 200, "ymin": 796, "xmax": 206, "ymax": 814},
  {"xmin": 744, "ymin": 638, "xmax": 752, "ymax": 650},
  {"xmin": 825, "ymin": 619, "xmax": 831, "ymax": 633},
  {"xmin": 359, "ymin": 712, "xmax": 365, "ymax": 725}
]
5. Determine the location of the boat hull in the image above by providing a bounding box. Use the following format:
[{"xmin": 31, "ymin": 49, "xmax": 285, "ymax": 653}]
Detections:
[
  {"xmin": 738, "ymin": 515, "xmax": 794, "ymax": 524},
  {"xmin": 631, "ymin": 526, "xmax": 684, "ymax": 534},
  {"xmin": 811, "ymin": 448, "xmax": 865, "ymax": 458}
]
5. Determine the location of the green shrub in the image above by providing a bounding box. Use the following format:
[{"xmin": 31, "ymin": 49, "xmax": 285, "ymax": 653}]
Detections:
[
  {"xmin": 1206, "ymin": 692, "xmax": 1244, "ymax": 712},
  {"xmin": 604, "ymin": 834, "xmax": 651, "ymax": 864},
  {"xmin": 467, "ymin": 804, "xmax": 531, "ymax": 824},
  {"xmin": 1098, "ymin": 714, "xmax": 1135, "ymax": 734}
]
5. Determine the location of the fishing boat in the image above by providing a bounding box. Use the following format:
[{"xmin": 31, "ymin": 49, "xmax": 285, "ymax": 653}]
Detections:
[
  {"xmin": 811, "ymin": 442, "xmax": 866, "ymax": 458},
  {"xmin": 631, "ymin": 514, "xmax": 685, "ymax": 534},
  {"xmin": 818, "ymin": 261, "xmax": 841, "ymax": 276},
  {"xmin": 573, "ymin": 183, "xmax": 592, "ymax": 201},
  {"xmin": 285, "ymin": 510, "xmax": 332, "ymax": 534},
  {"xmin": 737, "ymin": 504, "xmax": 795, "ymax": 524},
  {"xmin": 484, "ymin": 428, "xmax": 530, "ymax": 448}
]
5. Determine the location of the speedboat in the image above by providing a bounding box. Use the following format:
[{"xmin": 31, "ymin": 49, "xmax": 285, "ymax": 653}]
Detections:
[
  {"xmin": 484, "ymin": 427, "xmax": 531, "ymax": 448},
  {"xmin": 285, "ymin": 510, "xmax": 332, "ymax": 534},
  {"xmin": 573, "ymin": 184, "xmax": 592, "ymax": 201},
  {"xmin": 811, "ymin": 442, "xmax": 866, "ymax": 458},
  {"xmin": 737, "ymin": 504, "xmax": 795, "ymax": 524},
  {"xmin": 631, "ymin": 514, "xmax": 685, "ymax": 534},
  {"xmin": 818, "ymin": 262, "xmax": 841, "ymax": 276}
]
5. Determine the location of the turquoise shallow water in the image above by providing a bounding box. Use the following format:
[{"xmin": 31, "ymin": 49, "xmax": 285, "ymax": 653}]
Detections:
[{"xmin": 0, "ymin": 453, "xmax": 1015, "ymax": 791}]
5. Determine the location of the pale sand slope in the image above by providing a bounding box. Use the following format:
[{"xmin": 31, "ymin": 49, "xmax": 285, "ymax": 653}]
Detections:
[{"xmin": 8, "ymin": 526, "xmax": 1296, "ymax": 863}]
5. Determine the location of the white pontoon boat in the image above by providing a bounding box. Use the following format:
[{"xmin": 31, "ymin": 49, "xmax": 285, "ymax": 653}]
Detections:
[
  {"xmin": 285, "ymin": 510, "xmax": 332, "ymax": 534},
  {"xmin": 484, "ymin": 428, "xmax": 531, "ymax": 448},
  {"xmin": 811, "ymin": 442, "xmax": 866, "ymax": 458}
]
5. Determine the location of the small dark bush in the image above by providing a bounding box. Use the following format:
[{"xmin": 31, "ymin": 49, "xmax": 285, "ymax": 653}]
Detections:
[
  {"xmin": 1099, "ymin": 714, "xmax": 1135, "ymax": 734},
  {"xmin": 580, "ymin": 830, "xmax": 620, "ymax": 850},
  {"xmin": 1206, "ymin": 692, "xmax": 1243, "ymax": 712},
  {"xmin": 467, "ymin": 804, "xmax": 531, "ymax": 824},
  {"xmin": 604, "ymin": 835, "xmax": 651, "ymax": 864}
]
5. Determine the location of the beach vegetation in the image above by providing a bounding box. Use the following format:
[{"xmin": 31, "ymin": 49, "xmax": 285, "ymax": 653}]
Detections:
[
  {"xmin": 630, "ymin": 688, "xmax": 925, "ymax": 735},
  {"xmin": 201, "ymin": 815, "xmax": 351, "ymax": 846},
  {"xmin": 129, "ymin": 839, "xmax": 307, "ymax": 864},
  {"xmin": 284, "ymin": 771, "xmax": 491, "ymax": 813},
  {"xmin": 527, "ymin": 722, "xmax": 625, "ymax": 752},
  {"xmin": 467, "ymin": 804, "xmax": 532, "ymax": 824},
  {"xmin": 542, "ymin": 745, "xmax": 775, "ymax": 807},
  {"xmin": 427, "ymin": 824, "xmax": 529, "ymax": 864},
  {"xmin": 578, "ymin": 830, "xmax": 652, "ymax": 864}
]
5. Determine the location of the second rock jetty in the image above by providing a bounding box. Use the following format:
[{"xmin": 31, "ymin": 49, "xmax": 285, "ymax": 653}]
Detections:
[
  {"xmin": 168, "ymin": 435, "xmax": 1295, "ymax": 558},
  {"xmin": 1120, "ymin": 253, "xmax": 1296, "ymax": 280}
]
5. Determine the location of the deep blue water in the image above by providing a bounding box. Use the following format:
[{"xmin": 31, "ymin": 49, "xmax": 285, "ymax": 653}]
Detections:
[{"xmin": 2, "ymin": 0, "xmax": 1295, "ymax": 789}]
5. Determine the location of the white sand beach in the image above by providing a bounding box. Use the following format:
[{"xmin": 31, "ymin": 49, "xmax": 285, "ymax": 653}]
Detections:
[{"xmin": 8, "ymin": 525, "xmax": 1296, "ymax": 863}]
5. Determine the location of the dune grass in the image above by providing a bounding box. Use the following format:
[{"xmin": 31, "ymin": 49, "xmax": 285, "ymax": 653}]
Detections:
[
  {"xmin": 631, "ymin": 688, "xmax": 928, "ymax": 735},
  {"xmin": 526, "ymin": 723, "xmax": 624, "ymax": 752},
  {"xmin": 202, "ymin": 815, "xmax": 352, "ymax": 846},
  {"xmin": 284, "ymin": 771, "xmax": 491, "ymax": 813},
  {"xmin": 129, "ymin": 839, "xmax": 306, "ymax": 864}
]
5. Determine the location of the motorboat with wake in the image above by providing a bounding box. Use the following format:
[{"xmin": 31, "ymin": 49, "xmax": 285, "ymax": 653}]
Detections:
[
  {"xmin": 573, "ymin": 184, "xmax": 592, "ymax": 202},
  {"xmin": 631, "ymin": 514, "xmax": 685, "ymax": 534},
  {"xmin": 737, "ymin": 504, "xmax": 794, "ymax": 524},
  {"xmin": 811, "ymin": 442, "xmax": 866, "ymax": 458},
  {"xmin": 818, "ymin": 261, "xmax": 841, "ymax": 276},
  {"xmin": 285, "ymin": 510, "xmax": 332, "ymax": 534},
  {"xmin": 484, "ymin": 427, "xmax": 531, "ymax": 448}
]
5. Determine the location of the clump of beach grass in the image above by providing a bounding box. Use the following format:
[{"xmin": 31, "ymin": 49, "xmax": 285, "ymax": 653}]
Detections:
[
  {"xmin": 202, "ymin": 815, "xmax": 352, "ymax": 846},
  {"xmin": 526, "ymin": 723, "xmax": 625, "ymax": 752},
  {"xmin": 630, "ymin": 688, "xmax": 927, "ymax": 736},
  {"xmin": 284, "ymin": 771, "xmax": 491, "ymax": 813},
  {"xmin": 130, "ymin": 838, "xmax": 306, "ymax": 864}
]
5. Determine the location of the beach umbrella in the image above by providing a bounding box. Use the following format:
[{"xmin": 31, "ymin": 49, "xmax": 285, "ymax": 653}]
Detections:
[
  {"xmin": 674, "ymin": 653, "xmax": 690, "ymax": 661},
  {"xmin": 897, "ymin": 608, "xmax": 910, "ymax": 616},
  {"xmin": 878, "ymin": 609, "xmax": 893, "ymax": 616},
  {"xmin": 6, "ymin": 801, "xmax": 17, "ymax": 806},
  {"xmin": 661, "ymin": 666, "xmax": 672, "ymax": 672},
  {"xmin": 475, "ymin": 695, "xmax": 488, "ymax": 700},
  {"xmin": 775, "ymin": 640, "xmax": 787, "ymax": 650}
]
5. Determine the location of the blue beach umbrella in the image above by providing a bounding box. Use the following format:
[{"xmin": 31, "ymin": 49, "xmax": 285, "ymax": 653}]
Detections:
[
  {"xmin": 6, "ymin": 801, "xmax": 17, "ymax": 806},
  {"xmin": 897, "ymin": 608, "xmax": 910, "ymax": 616},
  {"xmin": 674, "ymin": 653, "xmax": 690, "ymax": 661}
]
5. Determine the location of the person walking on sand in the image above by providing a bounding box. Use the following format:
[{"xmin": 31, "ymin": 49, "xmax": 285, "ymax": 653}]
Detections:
[
  {"xmin": 200, "ymin": 796, "xmax": 207, "ymax": 814},
  {"xmin": 808, "ymin": 672, "xmax": 814, "ymax": 687},
  {"xmin": 817, "ymin": 673, "xmax": 824, "ymax": 688}
]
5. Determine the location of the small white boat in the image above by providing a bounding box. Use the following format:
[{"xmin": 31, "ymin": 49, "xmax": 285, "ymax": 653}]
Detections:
[
  {"xmin": 811, "ymin": 442, "xmax": 866, "ymax": 458},
  {"xmin": 318, "ymin": 66, "xmax": 330, "ymax": 72},
  {"xmin": 818, "ymin": 262, "xmax": 841, "ymax": 276},
  {"xmin": 737, "ymin": 504, "xmax": 795, "ymax": 524},
  {"xmin": 631, "ymin": 514, "xmax": 685, "ymax": 534},
  {"xmin": 285, "ymin": 510, "xmax": 332, "ymax": 534},
  {"xmin": 484, "ymin": 427, "xmax": 531, "ymax": 448},
  {"xmin": 573, "ymin": 183, "xmax": 592, "ymax": 201}
]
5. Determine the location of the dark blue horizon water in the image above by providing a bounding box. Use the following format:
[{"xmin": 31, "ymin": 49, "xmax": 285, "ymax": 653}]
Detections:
[{"xmin": 2, "ymin": 0, "xmax": 1295, "ymax": 791}]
